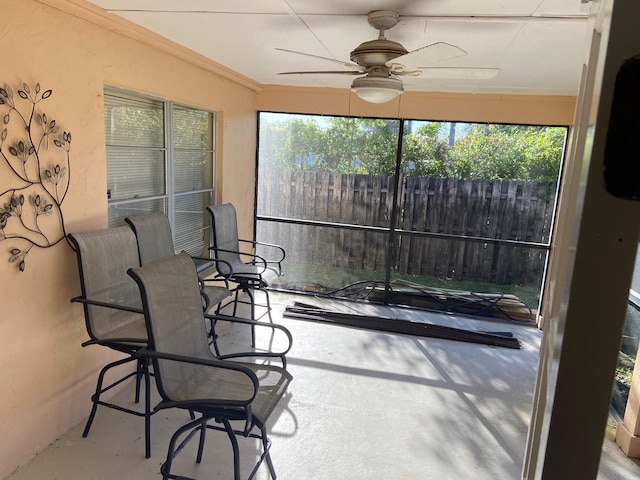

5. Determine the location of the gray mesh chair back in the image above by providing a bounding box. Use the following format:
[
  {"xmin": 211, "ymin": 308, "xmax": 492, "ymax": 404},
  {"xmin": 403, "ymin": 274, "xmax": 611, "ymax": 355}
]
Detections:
[
  {"xmin": 207, "ymin": 203, "xmax": 241, "ymax": 277},
  {"xmin": 68, "ymin": 226, "xmax": 153, "ymax": 458},
  {"xmin": 129, "ymin": 252, "xmax": 293, "ymax": 480},
  {"xmin": 70, "ymin": 227, "xmax": 145, "ymax": 342},
  {"xmin": 208, "ymin": 203, "xmax": 280, "ymax": 282},
  {"xmin": 125, "ymin": 211, "xmax": 231, "ymax": 314},
  {"xmin": 134, "ymin": 252, "xmax": 212, "ymax": 395},
  {"xmin": 125, "ymin": 211, "xmax": 175, "ymax": 265}
]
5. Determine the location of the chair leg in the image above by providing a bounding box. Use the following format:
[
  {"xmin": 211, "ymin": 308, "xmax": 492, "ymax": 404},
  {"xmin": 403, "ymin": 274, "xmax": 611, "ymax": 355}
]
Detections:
[
  {"xmin": 231, "ymin": 282, "xmax": 279, "ymax": 348},
  {"xmin": 82, "ymin": 397, "xmax": 100, "ymax": 439},
  {"xmin": 135, "ymin": 357, "xmax": 143, "ymax": 403},
  {"xmin": 222, "ymin": 419, "xmax": 241, "ymax": 480},
  {"xmin": 143, "ymin": 358, "xmax": 152, "ymax": 459},
  {"xmin": 262, "ymin": 288, "xmax": 274, "ymax": 323},
  {"xmin": 262, "ymin": 426, "xmax": 277, "ymax": 479},
  {"xmin": 196, "ymin": 419, "xmax": 207, "ymax": 464},
  {"xmin": 251, "ymin": 287, "xmax": 274, "ymax": 349},
  {"xmin": 83, "ymin": 355, "xmax": 153, "ymax": 459},
  {"xmin": 246, "ymin": 288, "xmax": 257, "ymax": 347},
  {"xmin": 208, "ymin": 316, "xmax": 221, "ymax": 357},
  {"xmin": 159, "ymin": 415, "xmax": 275, "ymax": 480},
  {"xmin": 161, "ymin": 416, "xmax": 209, "ymax": 480},
  {"xmin": 82, "ymin": 356, "xmax": 136, "ymax": 439},
  {"xmin": 245, "ymin": 287, "xmax": 255, "ymax": 321},
  {"xmin": 232, "ymin": 289, "xmax": 241, "ymax": 317},
  {"xmin": 249, "ymin": 285, "xmax": 274, "ymax": 324}
]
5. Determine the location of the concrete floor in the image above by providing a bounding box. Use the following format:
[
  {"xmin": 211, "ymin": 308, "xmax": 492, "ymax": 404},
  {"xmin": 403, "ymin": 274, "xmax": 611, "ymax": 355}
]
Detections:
[{"xmin": 8, "ymin": 292, "xmax": 640, "ymax": 480}]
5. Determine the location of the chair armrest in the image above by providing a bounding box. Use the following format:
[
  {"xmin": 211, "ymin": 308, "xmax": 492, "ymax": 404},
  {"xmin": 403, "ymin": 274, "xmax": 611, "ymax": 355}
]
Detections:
[
  {"xmin": 82, "ymin": 338, "xmax": 147, "ymax": 348},
  {"xmin": 238, "ymin": 239, "xmax": 285, "ymax": 276},
  {"xmin": 208, "ymin": 247, "xmax": 270, "ymax": 276},
  {"xmin": 190, "ymin": 256, "xmax": 233, "ymax": 274},
  {"xmin": 71, "ymin": 295, "xmax": 144, "ymax": 314},
  {"xmin": 238, "ymin": 238, "xmax": 286, "ymax": 263},
  {"xmin": 207, "ymin": 313, "xmax": 293, "ymax": 363},
  {"xmin": 188, "ymin": 255, "xmax": 233, "ymax": 289},
  {"xmin": 199, "ymin": 275, "xmax": 230, "ymax": 291},
  {"xmin": 72, "ymin": 297, "xmax": 146, "ymax": 346},
  {"xmin": 136, "ymin": 348, "xmax": 259, "ymax": 404}
]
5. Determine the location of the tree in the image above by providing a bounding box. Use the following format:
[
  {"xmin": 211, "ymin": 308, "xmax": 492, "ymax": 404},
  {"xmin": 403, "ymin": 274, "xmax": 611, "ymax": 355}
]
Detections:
[
  {"xmin": 316, "ymin": 118, "xmax": 398, "ymax": 174},
  {"xmin": 401, "ymin": 122, "xmax": 450, "ymax": 177},
  {"xmin": 259, "ymin": 114, "xmax": 566, "ymax": 182},
  {"xmin": 259, "ymin": 117, "xmax": 323, "ymax": 170},
  {"xmin": 260, "ymin": 116, "xmax": 399, "ymax": 174},
  {"xmin": 449, "ymin": 124, "xmax": 565, "ymax": 181},
  {"xmin": 519, "ymin": 127, "xmax": 566, "ymax": 182}
]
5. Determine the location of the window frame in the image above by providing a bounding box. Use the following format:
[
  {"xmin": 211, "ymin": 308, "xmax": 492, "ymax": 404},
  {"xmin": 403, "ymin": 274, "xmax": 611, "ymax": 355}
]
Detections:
[{"xmin": 104, "ymin": 88, "xmax": 216, "ymax": 255}]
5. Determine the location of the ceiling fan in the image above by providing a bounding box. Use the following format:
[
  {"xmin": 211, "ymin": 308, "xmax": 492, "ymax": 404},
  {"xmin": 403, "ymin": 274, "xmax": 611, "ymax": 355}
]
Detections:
[{"xmin": 277, "ymin": 10, "xmax": 500, "ymax": 103}]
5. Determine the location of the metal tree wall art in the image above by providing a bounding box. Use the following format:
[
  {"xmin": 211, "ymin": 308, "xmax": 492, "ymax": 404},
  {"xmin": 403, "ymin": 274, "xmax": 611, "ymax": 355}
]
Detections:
[{"xmin": 0, "ymin": 82, "xmax": 72, "ymax": 271}]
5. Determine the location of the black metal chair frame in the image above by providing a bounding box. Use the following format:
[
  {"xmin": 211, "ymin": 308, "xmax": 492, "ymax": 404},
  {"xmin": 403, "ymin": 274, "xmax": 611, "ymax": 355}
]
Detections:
[
  {"xmin": 138, "ymin": 349, "xmax": 281, "ymax": 480},
  {"xmin": 207, "ymin": 204, "xmax": 286, "ymax": 343},
  {"xmin": 129, "ymin": 252, "xmax": 293, "ymax": 480},
  {"xmin": 76, "ymin": 299, "xmax": 153, "ymax": 456},
  {"xmin": 68, "ymin": 228, "xmax": 155, "ymax": 459}
]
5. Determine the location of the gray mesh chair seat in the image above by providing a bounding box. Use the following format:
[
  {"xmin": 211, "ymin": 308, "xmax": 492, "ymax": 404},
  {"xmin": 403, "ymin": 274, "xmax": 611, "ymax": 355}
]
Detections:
[
  {"xmin": 223, "ymin": 261, "xmax": 280, "ymax": 286},
  {"xmin": 129, "ymin": 252, "xmax": 292, "ymax": 480},
  {"xmin": 68, "ymin": 226, "xmax": 153, "ymax": 458},
  {"xmin": 207, "ymin": 204, "xmax": 285, "ymax": 343},
  {"xmin": 162, "ymin": 360, "xmax": 289, "ymax": 428},
  {"xmin": 125, "ymin": 212, "xmax": 232, "ymax": 312}
]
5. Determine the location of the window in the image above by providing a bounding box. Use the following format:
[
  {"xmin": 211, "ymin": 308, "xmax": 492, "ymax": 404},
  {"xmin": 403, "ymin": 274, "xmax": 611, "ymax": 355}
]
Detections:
[{"xmin": 104, "ymin": 90, "xmax": 216, "ymax": 256}]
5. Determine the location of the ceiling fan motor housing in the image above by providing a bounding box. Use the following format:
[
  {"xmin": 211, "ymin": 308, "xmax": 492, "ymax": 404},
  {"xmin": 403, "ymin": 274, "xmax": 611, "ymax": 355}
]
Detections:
[
  {"xmin": 350, "ymin": 11, "xmax": 407, "ymax": 67},
  {"xmin": 350, "ymin": 39, "xmax": 408, "ymax": 67}
]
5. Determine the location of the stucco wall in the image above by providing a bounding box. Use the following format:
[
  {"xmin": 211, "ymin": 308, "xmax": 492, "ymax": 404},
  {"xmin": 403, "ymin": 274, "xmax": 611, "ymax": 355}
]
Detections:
[
  {"xmin": 0, "ymin": 1, "xmax": 259, "ymax": 477},
  {"xmin": 1, "ymin": 1, "xmax": 578, "ymax": 478},
  {"xmin": 257, "ymin": 86, "xmax": 576, "ymax": 125}
]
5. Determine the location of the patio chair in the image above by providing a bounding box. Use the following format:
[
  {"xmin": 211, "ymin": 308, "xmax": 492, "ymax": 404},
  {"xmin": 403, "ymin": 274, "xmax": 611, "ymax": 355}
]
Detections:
[
  {"xmin": 124, "ymin": 211, "xmax": 232, "ymax": 314},
  {"xmin": 206, "ymin": 203, "xmax": 285, "ymax": 342},
  {"xmin": 68, "ymin": 226, "xmax": 153, "ymax": 458},
  {"xmin": 128, "ymin": 252, "xmax": 293, "ymax": 480}
]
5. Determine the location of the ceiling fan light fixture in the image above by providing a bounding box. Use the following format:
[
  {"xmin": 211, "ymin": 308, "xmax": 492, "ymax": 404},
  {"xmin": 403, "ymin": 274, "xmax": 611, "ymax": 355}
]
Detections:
[{"xmin": 351, "ymin": 76, "xmax": 404, "ymax": 103}]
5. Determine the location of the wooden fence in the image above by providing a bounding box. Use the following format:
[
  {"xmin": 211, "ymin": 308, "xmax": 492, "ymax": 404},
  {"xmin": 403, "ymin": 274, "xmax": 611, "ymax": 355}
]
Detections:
[{"xmin": 257, "ymin": 169, "xmax": 558, "ymax": 286}]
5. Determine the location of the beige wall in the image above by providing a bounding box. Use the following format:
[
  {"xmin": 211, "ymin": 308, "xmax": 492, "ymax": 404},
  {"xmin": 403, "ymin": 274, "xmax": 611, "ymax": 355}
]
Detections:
[
  {"xmin": 258, "ymin": 86, "xmax": 576, "ymax": 125},
  {"xmin": 0, "ymin": 0, "xmax": 577, "ymax": 478},
  {"xmin": 0, "ymin": 0, "xmax": 259, "ymax": 477}
]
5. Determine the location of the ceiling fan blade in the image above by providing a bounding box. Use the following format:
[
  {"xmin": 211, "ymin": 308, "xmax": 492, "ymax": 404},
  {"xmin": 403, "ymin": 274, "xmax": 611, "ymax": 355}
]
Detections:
[
  {"xmin": 278, "ymin": 70, "xmax": 363, "ymax": 75},
  {"xmin": 276, "ymin": 48, "xmax": 360, "ymax": 69},
  {"xmin": 417, "ymin": 67, "xmax": 501, "ymax": 80},
  {"xmin": 388, "ymin": 42, "xmax": 467, "ymax": 71}
]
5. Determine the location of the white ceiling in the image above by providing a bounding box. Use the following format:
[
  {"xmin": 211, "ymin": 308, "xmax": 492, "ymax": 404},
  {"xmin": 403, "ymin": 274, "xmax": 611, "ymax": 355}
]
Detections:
[{"xmin": 86, "ymin": 0, "xmax": 593, "ymax": 96}]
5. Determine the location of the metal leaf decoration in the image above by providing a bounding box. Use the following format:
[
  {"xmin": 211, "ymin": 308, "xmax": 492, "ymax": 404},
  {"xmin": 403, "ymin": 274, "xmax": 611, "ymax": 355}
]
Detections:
[{"xmin": 0, "ymin": 81, "xmax": 72, "ymax": 271}]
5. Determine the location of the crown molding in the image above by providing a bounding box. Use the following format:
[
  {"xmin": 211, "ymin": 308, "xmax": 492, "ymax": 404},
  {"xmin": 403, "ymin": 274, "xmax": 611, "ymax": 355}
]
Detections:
[{"xmin": 37, "ymin": 0, "xmax": 262, "ymax": 93}]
